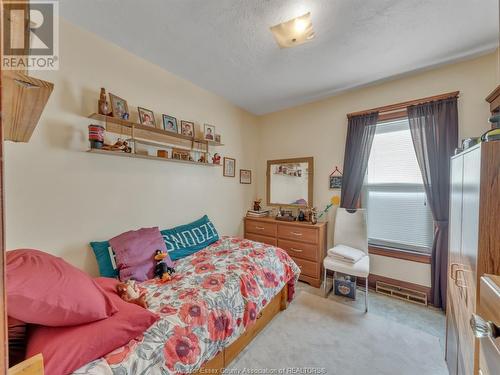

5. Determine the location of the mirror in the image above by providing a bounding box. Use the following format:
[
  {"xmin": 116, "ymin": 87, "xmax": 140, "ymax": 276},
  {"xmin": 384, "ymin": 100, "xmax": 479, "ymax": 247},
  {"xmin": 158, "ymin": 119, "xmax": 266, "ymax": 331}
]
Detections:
[{"xmin": 267, "ymin": 157, "xmax": 313, "ymax": 207}]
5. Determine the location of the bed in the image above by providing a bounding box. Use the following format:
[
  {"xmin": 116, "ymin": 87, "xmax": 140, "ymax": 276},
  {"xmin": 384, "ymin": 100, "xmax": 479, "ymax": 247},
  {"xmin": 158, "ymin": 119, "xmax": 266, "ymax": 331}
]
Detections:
[{"xmin": 74, "ymin": 236, "xmax": 300, "ymax": 374}]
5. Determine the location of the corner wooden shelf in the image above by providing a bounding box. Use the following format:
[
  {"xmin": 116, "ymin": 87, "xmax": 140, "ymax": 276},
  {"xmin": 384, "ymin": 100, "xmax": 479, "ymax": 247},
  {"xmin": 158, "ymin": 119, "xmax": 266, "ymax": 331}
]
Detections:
[
  {"xmin": 88, "ymin": 113, "xmax": 224, "ymax": 146},
  {"xmin": 3, "ymin": 71, "xmax": 54, "ymax": 142},
  {"xmin": 87, "ymin": 148, "xmax": 221, "ymax": 167}
]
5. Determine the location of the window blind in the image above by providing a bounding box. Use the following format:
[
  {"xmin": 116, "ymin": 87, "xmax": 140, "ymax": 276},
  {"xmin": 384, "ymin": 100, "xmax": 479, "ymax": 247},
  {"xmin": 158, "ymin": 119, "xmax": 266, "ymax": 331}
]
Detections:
[{"xmin": 363, "ymin": 118, "xmax": 434, "ymax": 253}]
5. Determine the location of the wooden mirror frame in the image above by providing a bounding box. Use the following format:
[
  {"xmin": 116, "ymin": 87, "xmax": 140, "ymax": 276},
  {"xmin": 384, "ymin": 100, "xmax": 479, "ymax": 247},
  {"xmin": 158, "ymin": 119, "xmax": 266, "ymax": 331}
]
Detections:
[{"xmin": 266, "ymin": 157, "xmax": 314, "ymax": 208}]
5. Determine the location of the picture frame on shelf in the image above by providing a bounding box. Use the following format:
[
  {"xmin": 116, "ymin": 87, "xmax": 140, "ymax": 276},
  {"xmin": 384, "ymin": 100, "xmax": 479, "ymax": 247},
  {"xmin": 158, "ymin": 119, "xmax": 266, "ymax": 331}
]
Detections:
[
  {"xmin": 162, "ymin": 114, "xmax": 178, "ymax": 133},
  {"xmin": 240, "ymin": 169, "xmax": 251, "ymax": 184},
  {"xmin": 223, "ymin": 157, "xmax": 236, "ymax": 177},
  {"xmin": 109, "ymin": 93, "xmax": 129, "ymax": 119},
  {"xmin": 214, "ymin": 134, "xmax": 221, "ymax": 143},
  {"xmin": 172, "ymin": 148, "xmax": 191, "ymax": 161},
  {"xmin": 138, "ymin": 107, "xmax": 156, "ymax": 127},
  {"xmin": 180, "ymin": 121, "xmax": 195, "ymax": 137},
  {"xmin": 204, "ymin": 124, "xmax": 215, "ymax": 141}
]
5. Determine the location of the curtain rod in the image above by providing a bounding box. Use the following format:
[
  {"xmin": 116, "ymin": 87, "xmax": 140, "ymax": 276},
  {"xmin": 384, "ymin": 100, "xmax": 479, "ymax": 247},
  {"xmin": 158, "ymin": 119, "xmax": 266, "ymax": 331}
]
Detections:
[{"xmin": 347, "ymin": 91, "xmax": 460, "ymax": 118}]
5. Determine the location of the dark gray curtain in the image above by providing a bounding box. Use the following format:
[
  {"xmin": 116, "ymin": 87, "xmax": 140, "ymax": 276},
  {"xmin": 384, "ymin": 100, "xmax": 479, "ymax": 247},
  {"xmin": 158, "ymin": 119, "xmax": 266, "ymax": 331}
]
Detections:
[
  {"xmin": 407, "ymin": 97, "xmax": 458, "ymax": 309},
  {"xmin": 340, "ymin": 112, "xmax": 379, "ymax": 209}
]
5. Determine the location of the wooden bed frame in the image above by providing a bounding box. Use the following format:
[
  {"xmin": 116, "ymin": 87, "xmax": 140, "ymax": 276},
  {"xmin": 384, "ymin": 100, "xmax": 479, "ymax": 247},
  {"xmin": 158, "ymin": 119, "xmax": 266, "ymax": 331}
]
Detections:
[{"xmin": 194, "ymin": 285, "xmax": 289, "ymax": 374}]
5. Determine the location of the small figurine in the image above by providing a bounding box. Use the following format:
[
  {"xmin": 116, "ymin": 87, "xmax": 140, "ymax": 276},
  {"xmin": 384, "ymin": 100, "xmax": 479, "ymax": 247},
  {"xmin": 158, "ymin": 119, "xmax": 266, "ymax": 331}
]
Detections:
[
  {"xmin": 98, "ymin": 88, "xmax": 110, "ymax": 115},
  {"xmin": 253, "ymin": 199, "xmax": 262, "ymax": 211},
  {"xmin": 212, "ymin": 153, "xmax": 221, "ymax": 165},
  {"xmin": 121, "ymin": 112, "xmax": 130, "ymax": 120},
  {"xmin": 198, "ymin": 154, "xmax": 206, "ymax": 163},
  {"xmin": 116, "ymin": 280, "xmax": 148, "ymax": 308},
  {"xmin": 154, "ymin": 250, "xmax": 175, "ymax": 282},
  {"xmin": 102, "ymin": 138, "xmax": 132, "ymax": 153},
  {"xmin": 311, "ymin": 207, "xmax": 318, "ymax": 225},
  {"xmin": 298, "ymin": 210, "xmax": 305, "ymax": 221}
]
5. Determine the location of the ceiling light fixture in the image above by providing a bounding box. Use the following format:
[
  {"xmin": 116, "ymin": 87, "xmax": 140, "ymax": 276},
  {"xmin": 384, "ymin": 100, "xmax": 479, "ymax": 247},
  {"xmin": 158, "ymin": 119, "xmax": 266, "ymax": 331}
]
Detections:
[{"xmin": 270, "ymin": 12, "xmax": 315, "ymax": 49}]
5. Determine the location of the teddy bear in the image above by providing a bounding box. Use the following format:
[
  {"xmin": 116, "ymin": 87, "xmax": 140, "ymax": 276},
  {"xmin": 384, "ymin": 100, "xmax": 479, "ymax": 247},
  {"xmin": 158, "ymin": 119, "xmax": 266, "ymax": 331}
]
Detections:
[{"xmin": 116, "ymin": 280, "xmax": 148, "ymax": 308}]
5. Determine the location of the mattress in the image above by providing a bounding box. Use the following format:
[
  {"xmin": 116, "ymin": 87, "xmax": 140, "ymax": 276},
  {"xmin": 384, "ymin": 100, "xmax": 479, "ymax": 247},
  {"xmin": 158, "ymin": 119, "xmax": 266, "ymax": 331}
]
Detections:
[{"xmin": 73, "ymin": 236, "xmax": 300, "ymax": 374}]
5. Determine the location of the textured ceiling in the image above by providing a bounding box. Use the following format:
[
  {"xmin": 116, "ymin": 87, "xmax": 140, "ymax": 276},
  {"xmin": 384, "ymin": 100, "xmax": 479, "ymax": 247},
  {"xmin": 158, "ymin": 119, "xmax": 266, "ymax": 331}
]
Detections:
[{"xmin": 60, "ymin": 0, "xmax": 498, "ymax": 115}]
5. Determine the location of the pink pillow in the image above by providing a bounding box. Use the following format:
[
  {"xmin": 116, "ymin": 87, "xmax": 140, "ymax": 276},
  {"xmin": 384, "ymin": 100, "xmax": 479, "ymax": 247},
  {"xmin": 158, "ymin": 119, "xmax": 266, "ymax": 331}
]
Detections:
[
  {"xmin": 110, "ymin": 227, "xmax": 170, "ymax": 281},
  {"xmin": 26, "ymin": 277, "xmax": 159, "ymax": 375},
  {"xmin": 7, "ymin": 249, "xmax": 117, "ymax": 326}
]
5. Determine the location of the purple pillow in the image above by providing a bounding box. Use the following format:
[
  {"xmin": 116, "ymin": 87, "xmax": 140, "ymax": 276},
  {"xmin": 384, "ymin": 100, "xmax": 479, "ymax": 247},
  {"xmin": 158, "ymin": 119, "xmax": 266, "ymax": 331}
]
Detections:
[{"xmin": 110, "ymin": 227, "xmax": 173, "ymax": 282}]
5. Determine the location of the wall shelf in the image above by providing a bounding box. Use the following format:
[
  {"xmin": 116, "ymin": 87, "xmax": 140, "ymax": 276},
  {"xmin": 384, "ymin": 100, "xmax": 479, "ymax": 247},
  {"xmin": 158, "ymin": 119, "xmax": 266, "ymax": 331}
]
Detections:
[
  {"xmin": 125, "ymin": 138, "xmax": 214, "ymax": 153},
  {"xmin": 87, "ymin": 149, "xmax": 221, "ymax": 167},
  {"xmin": 88, "ymin": 113, "xmax": 224, "ymax": 146}
]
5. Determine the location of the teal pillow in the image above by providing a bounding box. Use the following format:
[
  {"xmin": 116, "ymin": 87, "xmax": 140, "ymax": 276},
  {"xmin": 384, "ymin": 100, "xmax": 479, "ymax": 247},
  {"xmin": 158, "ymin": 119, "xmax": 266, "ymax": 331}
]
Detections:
[
  {"xmin": 90, "ymin": 241, "xmax": 118, "ymax": 278},
  {"xmin": 161, "ymin": 215, "xmax": 219, "ymax": 261}
]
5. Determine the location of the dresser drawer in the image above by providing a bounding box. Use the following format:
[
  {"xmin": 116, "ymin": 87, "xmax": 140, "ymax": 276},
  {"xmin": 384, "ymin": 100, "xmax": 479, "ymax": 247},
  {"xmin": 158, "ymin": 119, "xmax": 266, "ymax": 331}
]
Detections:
[
  {"xmin": 245, "ymin": 233, "xmax": 277, "ymax": 247},
  {"xmin": 245, "ymin": 219, "xmax": 277, "ymax": 237},
  {"xmin": 278, "ymin": 239, "xmax": 318, "ymax": 262},
  {"xmin": 291, "ymin": 256, "xmax": 320, "ymax": 278},
  {"xmin": 278, "ymin": 224, "xmax": 318, "ymax": 244}
]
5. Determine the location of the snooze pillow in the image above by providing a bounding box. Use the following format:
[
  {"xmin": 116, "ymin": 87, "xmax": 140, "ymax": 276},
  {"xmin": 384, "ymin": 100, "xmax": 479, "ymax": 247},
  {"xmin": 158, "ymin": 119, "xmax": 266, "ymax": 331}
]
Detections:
[
  {"xmin": 26, "ymin": 277, "xmax": 159, "ymax": 375},
  {"xmin": 110, "ymin": 227, "xmax": 172, "ymax": 282},
  {"xmin": 7, "ymin": 249, "xmax": 117, "ymax": 326},
  {"xmin": 90, "ymin": 240, "xmax": 119, "ymax": 278},
  {"xmin": 161, "ymin": 215, "xmax": 219, "ymax": 260}
]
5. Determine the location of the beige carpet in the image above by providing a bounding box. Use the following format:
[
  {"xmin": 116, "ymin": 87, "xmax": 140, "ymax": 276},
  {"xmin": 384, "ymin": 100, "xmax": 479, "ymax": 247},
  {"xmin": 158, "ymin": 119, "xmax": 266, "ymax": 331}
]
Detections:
[{"xmin": 230, "ymin": 290, "xmax": 447, "ymax": 375}]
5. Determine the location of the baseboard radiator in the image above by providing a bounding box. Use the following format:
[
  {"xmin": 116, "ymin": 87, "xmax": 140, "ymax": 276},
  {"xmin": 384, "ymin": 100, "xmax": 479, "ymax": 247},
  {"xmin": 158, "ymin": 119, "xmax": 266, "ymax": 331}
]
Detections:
[{"xmin": 375, "ymin": 281, "xmax": 428, "ymax": 306}]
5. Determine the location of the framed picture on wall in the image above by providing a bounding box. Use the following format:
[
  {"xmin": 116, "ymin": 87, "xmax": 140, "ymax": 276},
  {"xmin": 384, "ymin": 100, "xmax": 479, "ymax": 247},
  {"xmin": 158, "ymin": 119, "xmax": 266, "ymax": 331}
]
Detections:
[
  {"xmin": 240, "ymin": 169, "xmax": 251, "ymax": 184},
  {"xmin": 223, "ymin": 157, "xmax": 236, "ymax": 177},
  {"xmin": 329, "ymin": 166, "xmax": 343, "ymax": 189},
  {"xmin": 329, "ymin": 175, "xmax": 342, "ymax": 189}
]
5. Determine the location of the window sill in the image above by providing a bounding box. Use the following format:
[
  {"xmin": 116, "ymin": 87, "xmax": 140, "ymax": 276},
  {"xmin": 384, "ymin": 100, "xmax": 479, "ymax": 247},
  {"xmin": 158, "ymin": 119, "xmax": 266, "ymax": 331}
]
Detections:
[{"xmin": 368, "ymin": 245, "xmax": 431, "ymax": 264}]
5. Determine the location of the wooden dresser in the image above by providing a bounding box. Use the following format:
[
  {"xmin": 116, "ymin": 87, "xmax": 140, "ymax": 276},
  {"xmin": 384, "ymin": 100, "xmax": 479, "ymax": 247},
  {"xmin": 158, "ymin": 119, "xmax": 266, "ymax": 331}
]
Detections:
[
  {"xmin": 446, "ymin": 142, "xmax": 500, "ymax": 375},
  {"xmin": 475, "ymin": 275, "xmax": 500, "ymax": 375},
  {"xmin": 244, "ymin": 217, "xmax": 327, "ymax": 288}
]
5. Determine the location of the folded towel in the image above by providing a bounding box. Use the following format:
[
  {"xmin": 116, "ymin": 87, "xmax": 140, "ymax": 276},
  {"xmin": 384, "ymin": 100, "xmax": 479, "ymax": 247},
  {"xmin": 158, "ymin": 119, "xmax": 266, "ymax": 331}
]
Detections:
[{"xmin": 327, "ymin": 244, "xmax": 365, "ymax": 264}]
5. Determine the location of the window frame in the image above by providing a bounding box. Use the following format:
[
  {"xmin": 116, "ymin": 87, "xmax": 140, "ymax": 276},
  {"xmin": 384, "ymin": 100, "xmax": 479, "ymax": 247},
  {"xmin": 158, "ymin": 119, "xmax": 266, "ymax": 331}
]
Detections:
[{"xmin": 361, "ymin": 113, "xmax": 434, "ymax": 256}]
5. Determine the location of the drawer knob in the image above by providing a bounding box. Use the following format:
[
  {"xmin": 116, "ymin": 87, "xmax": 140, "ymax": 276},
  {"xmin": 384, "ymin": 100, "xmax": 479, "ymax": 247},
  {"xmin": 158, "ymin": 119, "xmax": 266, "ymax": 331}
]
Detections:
[
  {"xmin": 255, "ymin": 226, "xmax": 265, "ymax": 230},
  {"xmin": 290, "ymin": 248, "xmax": 303, "ymax": 253},
  {"xmin": 291, "ymin": 231, "xmax": 303, "ymax": 236},
  {"xmin": 470, "ymin": 313, "xmax": 499, "ymax": 339}
]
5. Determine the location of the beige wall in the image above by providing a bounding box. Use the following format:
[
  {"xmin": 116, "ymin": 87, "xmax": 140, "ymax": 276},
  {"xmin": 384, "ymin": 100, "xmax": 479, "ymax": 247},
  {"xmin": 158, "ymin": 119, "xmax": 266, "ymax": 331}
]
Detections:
[
  {"xmin": 256, "ymin": 52, "xmax": 497, "ymax": 287},
  {"xmin": 4, "ymin": 20, "xmax": 260, "ymax": 275},
  {"xmin": 4, "ymin": 19, "xmax": 496, "ymax": 287}
]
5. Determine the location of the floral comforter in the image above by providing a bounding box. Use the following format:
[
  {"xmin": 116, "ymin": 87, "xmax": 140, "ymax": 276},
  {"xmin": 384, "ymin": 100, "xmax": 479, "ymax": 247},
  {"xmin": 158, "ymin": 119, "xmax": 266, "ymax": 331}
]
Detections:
[{"xmin": 74, "ymin": 236, "xmax": 300, "ymax": 375}]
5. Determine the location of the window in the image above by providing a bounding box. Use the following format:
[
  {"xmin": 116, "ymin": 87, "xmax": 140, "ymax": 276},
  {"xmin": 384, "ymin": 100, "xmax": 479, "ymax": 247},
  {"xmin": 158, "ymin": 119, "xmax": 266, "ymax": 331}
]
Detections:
[{"xmin": 363, "ymin": 118, "xmax": 434, "ymax": 253}]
